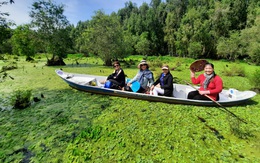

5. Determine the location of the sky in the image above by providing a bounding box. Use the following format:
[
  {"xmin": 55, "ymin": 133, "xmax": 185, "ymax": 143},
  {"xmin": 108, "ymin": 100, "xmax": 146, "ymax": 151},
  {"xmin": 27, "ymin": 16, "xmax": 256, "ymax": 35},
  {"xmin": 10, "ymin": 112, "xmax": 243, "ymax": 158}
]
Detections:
[{"xmin": 2, "ymin": 0, "xmax": 152, "ymax": 27}]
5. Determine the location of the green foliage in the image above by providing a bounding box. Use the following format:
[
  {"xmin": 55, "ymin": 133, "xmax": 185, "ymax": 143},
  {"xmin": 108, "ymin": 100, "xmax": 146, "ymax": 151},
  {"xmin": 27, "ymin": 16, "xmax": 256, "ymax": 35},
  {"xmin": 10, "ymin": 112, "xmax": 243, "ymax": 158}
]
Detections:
[
  {"xmin": 210, "ymin": 1, "xmax": 230, "ymax": 38},
  {"xmin": 249, "ymin": 69, "xmax": 260, "ymax": 89},
  {"xmin": 11, "ymin": 25, "xmax": 36, "ymax": 58},
  {"xmin": 67, "ymin": 53, "xmax": 85, "ymax": 59},
  {"xmin": 188, "ymin": 42, "xmax": 202, "ymax": 58},
  {"xmin": 227, "ymin": 0, "xmax": 248, "ymax": 30},
  {"xmin": 78, "ymin": 126, "xmax": 102, "ymax": 142},
  {"xmin": 240, "ymin": 13, "xmax": 260, "ymax": 65},
  {"xmin": 0, "ymin": 25, "xmax": 12, "ymax": 54},
  {"xmin": 0, "ymin": 54, "xmax": 4, "ymax": 60},
  {"xmin": 221, "ymin": 64, "xmax": 246, "ymax": 77},
  {"xmin": 78, "ymin": 11, "xmax": 132, "ymax": 66},
  {"xmin": 63, "ymin": 99, "xmax": 260, "ymax": 162},
  {"xmin": 0, "ymin": 61, "xmax": 17, "ymax": 72},
  {"xmin": 2, "ymin": 0, "xmax": 260, "ymax": 156},
  {"xmin": 217, "ymin": 31, "xmax": 242, "ymax": 60},
  {"xmin": 2, "ymin": 0, "xmax": 259, "ymax": 65},
  {"xmin": 229, "ymin": 118, "xmax": 256, "ymax": 139},
  {"xmin": 164, "ymin": 12, "xmax": 177, "ymax": 56},
  {"xmin": 29, "ymin": 0, "xmax": 71, "ymax": 59},
  {"xmin": 0, "ymin": 55, "xmax": 259, "ymax": 162},
  {"xmin": 134, "ymin": 32, "xmax": 151, "ymax": 56},
  {"xmin": 72, "ymin": 21, "xmax": 90, "ymax": 53},
  {"xmin": 174, "ymin": 6, "xmax": 215, "ymax": 58},
  {"xmin": 11, "ymin": 89, "xmax": 32, "ymax": 109},
  {"xmin": 149, "ymin": 57, "xmax": 163, "ymax": 69}
]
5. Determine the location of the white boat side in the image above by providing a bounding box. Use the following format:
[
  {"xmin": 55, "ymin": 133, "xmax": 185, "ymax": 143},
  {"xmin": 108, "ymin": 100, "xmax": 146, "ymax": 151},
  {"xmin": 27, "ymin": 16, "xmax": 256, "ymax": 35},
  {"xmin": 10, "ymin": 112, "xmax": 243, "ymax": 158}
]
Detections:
[{"xmin": 55, "ymin": 70, "xmax": 257, "ymax": 106}]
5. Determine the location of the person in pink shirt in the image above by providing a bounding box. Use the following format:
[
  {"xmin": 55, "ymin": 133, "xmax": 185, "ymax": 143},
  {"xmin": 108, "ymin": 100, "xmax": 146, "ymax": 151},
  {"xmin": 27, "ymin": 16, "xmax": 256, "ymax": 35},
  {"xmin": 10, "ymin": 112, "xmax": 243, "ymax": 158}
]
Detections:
[{"xmin": 188, "ymin": 63, "xmax": 223, "ymax": 101}]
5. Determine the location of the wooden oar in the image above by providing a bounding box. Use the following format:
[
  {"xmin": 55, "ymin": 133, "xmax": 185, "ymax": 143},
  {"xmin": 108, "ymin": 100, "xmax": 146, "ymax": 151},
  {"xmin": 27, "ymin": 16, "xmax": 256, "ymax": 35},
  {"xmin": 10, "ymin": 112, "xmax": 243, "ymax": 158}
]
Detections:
[{"xmin": 184, "ymin": 81, "xmax": 248, "ymax": 124}]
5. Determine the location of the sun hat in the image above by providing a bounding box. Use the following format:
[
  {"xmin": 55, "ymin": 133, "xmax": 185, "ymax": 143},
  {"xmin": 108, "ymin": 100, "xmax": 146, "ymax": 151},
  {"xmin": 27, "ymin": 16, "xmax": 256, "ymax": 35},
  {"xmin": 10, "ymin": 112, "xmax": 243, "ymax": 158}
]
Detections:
[
  {"xmin": 161, "ymin": 64, "xmax": 169, "ymax": 70},
  {"xmin": 138, "ymin": 60, "xmax": 149, "ymax": 69}
]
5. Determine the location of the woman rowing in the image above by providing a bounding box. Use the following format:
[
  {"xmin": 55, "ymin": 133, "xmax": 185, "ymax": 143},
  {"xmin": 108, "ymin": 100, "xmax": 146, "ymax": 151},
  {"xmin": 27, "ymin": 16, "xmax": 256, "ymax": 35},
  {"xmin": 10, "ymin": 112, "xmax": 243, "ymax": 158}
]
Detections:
[{"xmin": 188, "ymin": 63, "xmax": 223, "ymax": 101}]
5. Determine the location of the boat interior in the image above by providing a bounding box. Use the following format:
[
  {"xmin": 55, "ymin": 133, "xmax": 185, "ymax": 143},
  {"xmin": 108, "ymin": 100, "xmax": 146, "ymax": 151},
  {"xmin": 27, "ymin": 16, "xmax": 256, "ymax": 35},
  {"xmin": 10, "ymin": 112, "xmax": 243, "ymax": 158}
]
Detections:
[{"xmin": 63, "ymin": 74, "xmax": 249, "ymax": 102}]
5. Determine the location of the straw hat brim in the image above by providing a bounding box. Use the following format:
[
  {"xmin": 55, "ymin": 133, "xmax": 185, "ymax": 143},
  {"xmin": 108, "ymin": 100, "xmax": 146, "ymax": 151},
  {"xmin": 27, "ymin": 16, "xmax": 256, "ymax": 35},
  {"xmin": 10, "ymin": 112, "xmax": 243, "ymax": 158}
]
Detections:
[{"xmin": 138, "ymin": 62, "xmax": 149, "ymax": 69}]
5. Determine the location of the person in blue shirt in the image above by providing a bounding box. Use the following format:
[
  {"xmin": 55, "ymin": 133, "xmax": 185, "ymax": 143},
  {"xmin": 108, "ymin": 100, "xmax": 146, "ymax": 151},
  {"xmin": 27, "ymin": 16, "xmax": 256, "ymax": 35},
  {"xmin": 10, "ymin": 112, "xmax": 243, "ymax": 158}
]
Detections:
[
  {"xmin": 125, "ymin": 60, "xmax": 154, "ymax": 93},
  {"xmin": 150, "ymin": 64, "xmax": 173, "ymax": 97}
]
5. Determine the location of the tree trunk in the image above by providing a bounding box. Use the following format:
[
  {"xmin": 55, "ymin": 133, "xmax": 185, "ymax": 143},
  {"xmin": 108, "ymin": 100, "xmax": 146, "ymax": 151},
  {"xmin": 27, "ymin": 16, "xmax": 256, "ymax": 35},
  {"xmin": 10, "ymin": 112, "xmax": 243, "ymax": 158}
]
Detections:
[
  {"xmin": 46, "ymin": 56, "xmax": 66, "ymax": 66},
  {"xmin": 26, "ymin": 56, "xmax": 34, "ymax": 62},
  {"xmin": 104, "ymin": 58, "xmax": 112, "ymax": 66}
]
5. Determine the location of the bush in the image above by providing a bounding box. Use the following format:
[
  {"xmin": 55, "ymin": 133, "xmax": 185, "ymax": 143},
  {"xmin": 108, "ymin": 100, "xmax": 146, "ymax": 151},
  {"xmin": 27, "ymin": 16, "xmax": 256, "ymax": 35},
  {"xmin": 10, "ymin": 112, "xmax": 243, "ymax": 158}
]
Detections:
[
  {"xmin": 249, "ymin": 69, "xmax": 260, "ymax": 89},
  {"xmin": 172, "ymin": 61, "xmax": 183, "ymax": 71},
  {"xmin": 0, "ymin": 54, "xmax": 4, "ymax": 60},
  {"xmin": 11, "ymin": 90, "xmax": 32, "ymax": 109},
  {"xmin": 149, "ymin": 59, "xmax": 163, "ymax": 70},
  {"xmin": 0, "ymin": 62, "xmax": 18, "ymax": 73},
  {"xmin": 221, "ymin": 64, "xmax": 245, "ymax": 77}
]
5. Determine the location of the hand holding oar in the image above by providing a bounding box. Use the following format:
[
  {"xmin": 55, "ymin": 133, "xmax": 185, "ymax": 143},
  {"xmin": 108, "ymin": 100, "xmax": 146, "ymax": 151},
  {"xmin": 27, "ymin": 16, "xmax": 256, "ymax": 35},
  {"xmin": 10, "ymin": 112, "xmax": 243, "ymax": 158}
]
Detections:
[{"xmin": 184, "ymin": 80, "xmax": 248, "ymax": 124}]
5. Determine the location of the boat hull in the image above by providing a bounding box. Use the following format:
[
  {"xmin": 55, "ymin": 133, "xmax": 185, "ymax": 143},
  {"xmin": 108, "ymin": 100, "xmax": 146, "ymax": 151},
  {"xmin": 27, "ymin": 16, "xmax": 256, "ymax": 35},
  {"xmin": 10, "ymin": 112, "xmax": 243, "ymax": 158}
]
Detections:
[{"xmin": 55, "ymin": 70, "xmax": 257, "ymax": 107}]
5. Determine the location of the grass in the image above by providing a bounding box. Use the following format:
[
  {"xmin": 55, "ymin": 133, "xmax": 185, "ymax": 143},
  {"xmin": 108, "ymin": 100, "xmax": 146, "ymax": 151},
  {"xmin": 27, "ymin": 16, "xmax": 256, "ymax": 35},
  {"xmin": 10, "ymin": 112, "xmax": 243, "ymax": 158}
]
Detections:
[{"xmin": 0, "ymin": 54, "xmax": 259, "ymax": 162}]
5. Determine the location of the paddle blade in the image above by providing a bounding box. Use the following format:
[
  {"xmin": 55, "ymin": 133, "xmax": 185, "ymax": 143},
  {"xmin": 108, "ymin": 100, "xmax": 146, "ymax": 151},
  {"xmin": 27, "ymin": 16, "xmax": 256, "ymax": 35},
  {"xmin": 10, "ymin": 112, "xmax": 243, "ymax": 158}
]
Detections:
[{"xmin": 131, "ymin": 81, "xmax": 140, "ymax": 92}]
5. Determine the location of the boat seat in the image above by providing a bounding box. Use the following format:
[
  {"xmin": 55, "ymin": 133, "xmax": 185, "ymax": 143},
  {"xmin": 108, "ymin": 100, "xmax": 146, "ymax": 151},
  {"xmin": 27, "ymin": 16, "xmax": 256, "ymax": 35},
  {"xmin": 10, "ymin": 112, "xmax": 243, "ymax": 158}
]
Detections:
[
  {"xmin": 68, "ymin": 76, "xmax": 96, "ymax": 85},
  {"xmin": 173, "ymin": 84, "xmax": 197, "ymax": 99}
]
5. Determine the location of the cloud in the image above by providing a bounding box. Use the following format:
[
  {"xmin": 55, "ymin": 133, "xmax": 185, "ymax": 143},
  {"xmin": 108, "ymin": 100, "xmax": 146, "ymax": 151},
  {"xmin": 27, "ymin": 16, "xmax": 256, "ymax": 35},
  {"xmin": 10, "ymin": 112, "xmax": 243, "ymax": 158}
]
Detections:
[
  {"xmin": 1, "ymin": 0, "xmax": 153, "ymax": 26},
  {"xmin": 1, "ymin": 0, "xmax": 34, "ymax": 26},
  {"xmin": 62, "ymin": 0, "xmax": 81, "ymax": 25}
]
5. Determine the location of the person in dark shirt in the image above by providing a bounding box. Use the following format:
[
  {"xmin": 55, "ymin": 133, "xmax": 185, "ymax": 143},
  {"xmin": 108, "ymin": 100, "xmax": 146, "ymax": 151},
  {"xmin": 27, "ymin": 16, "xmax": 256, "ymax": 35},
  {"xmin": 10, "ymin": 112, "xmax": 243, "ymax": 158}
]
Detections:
[
  {"xmin": 150, "ymin": 64, "xmax": 173, "ymax": 97},
  {"xmin": 105, "ymin": 61, "xmax": 126, "ymax": 90}
]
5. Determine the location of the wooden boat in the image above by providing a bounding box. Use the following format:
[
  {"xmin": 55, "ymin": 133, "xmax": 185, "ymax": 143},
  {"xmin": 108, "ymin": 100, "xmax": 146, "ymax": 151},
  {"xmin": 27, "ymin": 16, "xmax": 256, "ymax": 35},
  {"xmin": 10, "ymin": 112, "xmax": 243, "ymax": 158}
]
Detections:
[{"xmin": 55, "ymin": 70, "xmax": 257, "ymax": 106}]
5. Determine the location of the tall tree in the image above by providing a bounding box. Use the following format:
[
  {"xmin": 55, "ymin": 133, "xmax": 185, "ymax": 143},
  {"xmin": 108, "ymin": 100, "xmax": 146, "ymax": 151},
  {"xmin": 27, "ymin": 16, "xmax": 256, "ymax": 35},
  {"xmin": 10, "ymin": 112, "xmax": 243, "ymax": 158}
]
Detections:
[
  {"xmin": 139, "ymin": 1, "xmax": 167, "ymax": 55},
  {"xmin": 73, "ymin": 21, "xmax": 90, "ymax": 53},
  {"xmin": 150, "ymin": 0, "xmax": 161, "ymax": 9},
  {"xmin": 0, "ymin": 0, "xmax": 13, "ymax": 26},
  {"xmin": 0, "ymin": 1, "xmax": 14, "ymax": 54},
  {"xmin": 217, "ymin": 31, "xmax": 242, "ymax": 60},
  {"xmin": 0, "ymin": 25, "xmax": 12, "ymax": 54},
  {"xmin": 117, "ymin": 1, "xmax": 138, "ymax": 23},
  {"xmin": 246, "ymin": 0, "xmax": 260, "ymax": 27},
  {"xmin": 135, "ymin": 32, "xmax": 151, "ymax": 56},
  {"xmin": 209, "ymin": 1, "xmax": 231, "ymax": 38},
  {"xmin": 164, "ymin": 0, "xmax": 189, "ymax": 56},
  {"xmin": 175, "ymin": 7, "xmax": 213, "ymax": 58},
  {"xmin": 164, "ymin": 12, "xmax": 177, "ymax": 56},
  {"xmin": 240, "ymin": 4, "xmax": 260, "ymax": 65},
  {"xmin": 29, "ymin": 0, "xmax": 71, "ymax": 65},
  {"xmin": 227, "ymin": 0, "xmax": 248, "ymax": 30},
  {"xmin": 11, "ymin": 25, "xmax": 36, "ymax": 60},
  {"xmin": 79, "ymin": 11, "xmax": 132, "ymax": 66},
  {"xmin": 165, "ymin": 0, "xmax": 188, "ymax": 25}
]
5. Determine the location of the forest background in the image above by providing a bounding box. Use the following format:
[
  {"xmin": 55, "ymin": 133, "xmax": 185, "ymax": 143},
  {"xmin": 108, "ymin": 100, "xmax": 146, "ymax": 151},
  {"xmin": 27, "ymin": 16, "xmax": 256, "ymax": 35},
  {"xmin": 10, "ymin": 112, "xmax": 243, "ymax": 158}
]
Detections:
[{"xmin": 0, "ymin": 0, "xmax": 259, "ymax": 66}]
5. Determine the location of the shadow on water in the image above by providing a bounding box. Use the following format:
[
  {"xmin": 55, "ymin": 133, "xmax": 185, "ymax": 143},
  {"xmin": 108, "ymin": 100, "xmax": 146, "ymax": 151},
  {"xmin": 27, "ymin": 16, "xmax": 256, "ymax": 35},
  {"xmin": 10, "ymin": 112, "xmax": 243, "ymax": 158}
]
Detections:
[
  {"xmin": 7, "ymin": 148, "xmax": 34, "ymax": 163},
  {"xmin": 202, "ymin": 99, "xmax": 259, "ymax": 108},
  {"xmin": 62, "ymin": 63, "xmax": 95, "ymax": 68},
  {"xmin": 243, "ymin": 99, "xmax": 259, "ymax": 106}
]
